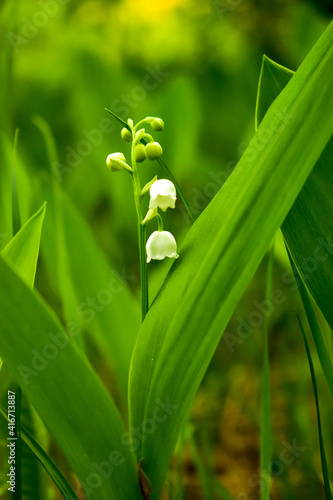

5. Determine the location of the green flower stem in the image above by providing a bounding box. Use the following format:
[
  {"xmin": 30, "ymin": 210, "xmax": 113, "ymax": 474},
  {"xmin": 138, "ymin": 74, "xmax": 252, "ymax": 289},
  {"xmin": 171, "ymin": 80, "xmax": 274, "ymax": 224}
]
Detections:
[
  {"xmin": 142, "ymin": 133, "xmax": 154, "ymax": 143},
  {"xmin": 131, "ymin": 127, "xmax": 149, "ymax": 321},
  {"xmin": 139, "ymin": 222, "xmax": 149, "ymax": 320},
  {"xmin": 156, "ymin": 213, "xmax": 164, "ymax": 232}
]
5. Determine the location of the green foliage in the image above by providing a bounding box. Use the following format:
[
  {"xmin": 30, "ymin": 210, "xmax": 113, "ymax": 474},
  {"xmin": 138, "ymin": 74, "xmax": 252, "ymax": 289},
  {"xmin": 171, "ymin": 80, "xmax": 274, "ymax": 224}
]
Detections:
[
  {"xmin": 0, "ymin": 256, "xmax": 142, "ymax": 500},
  {"xmin": 0, "ymin": 406, "xmax": 78, "ymax": 500},
  {"xmin": 38, "ymin": 177, "xmax": 141, "ymax": 400},
  {"xmin": 297, "ymin": 318, "xmax": 332, "ymax": 500},
  {"xmin": 260, "ymin": 244, "xmax": 274, "ymax": 500},
  {"xmin": 1, "ymin": 204, "xmax": 46, "ymax": 288},
  {"xmin": 128, "ymin": 22, "xmax": 333, "ymax": 498},
  {"xmin": 256, "ymin": 56, "xmax": 333, "ymax": 329},
  {"xmin": 0, "ymin": 1, "xmax": 332, "ymax": 497}
]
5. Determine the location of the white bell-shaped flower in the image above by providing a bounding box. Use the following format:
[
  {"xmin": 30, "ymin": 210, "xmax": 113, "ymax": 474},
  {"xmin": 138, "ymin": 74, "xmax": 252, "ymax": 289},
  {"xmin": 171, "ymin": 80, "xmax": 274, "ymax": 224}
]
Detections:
[
  {"xmin": 149, "ymin": 179, "xmax": 176, "ymax": 212},
  {"xmin": 146, "ymin": 231, "xmax": 179, "ymax": 263}
]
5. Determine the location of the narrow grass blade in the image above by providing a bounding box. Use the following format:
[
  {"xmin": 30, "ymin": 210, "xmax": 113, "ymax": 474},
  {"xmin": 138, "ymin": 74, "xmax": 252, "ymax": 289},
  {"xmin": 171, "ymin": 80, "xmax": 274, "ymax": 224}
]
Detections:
[
  {"xmin": 174, "ymin": 427, "xmax": 186, "ymax": 500},
  {"xmin": 104, "ymin": 108, "xmax": 194, "ymax": 223},
  {"xmin": 0, "ymin": 407, "xmax": 78, "ymax": 500},
  {"xmin": 287, "ymin": 248, "xmax": 333, "ymax": 398},
  {"xmin": 297, "ymin": 318, "xmax": 333, "ymax": 500},
  {"xmin": 33, "ymin": 116, "xmax": 84, "ymax": 351},
  {"xmin": 189, "ymin": 430, "xmax": 214, "ymax": 500},
  {"xmin": 32, "ymin": 116, "xmax": 58, "ymax": 169},
  {"xmin": 0, "ymin": 256, "xmax": 141, "ymax": 500},
  {"xmin": 11, "ymin": 128, "xmax": 21, "ymax": 237},
  {"xmin": 129, "ymin": 22, "xmax": 333, "ymax": 498},
  {"xmin": 260, "ymin": 244, "xmax": 274, "ymax": 500}
]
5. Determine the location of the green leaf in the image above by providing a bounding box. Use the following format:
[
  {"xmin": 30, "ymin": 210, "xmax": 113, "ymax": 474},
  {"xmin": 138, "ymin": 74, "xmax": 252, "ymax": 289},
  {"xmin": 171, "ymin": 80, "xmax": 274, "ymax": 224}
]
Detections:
[
  {"xmin": 256, "ymin": 55, "xmax": 333, "ymax": 329},
  {"xmin": 1, "ymin": 203, "xmax": 46, "ymax": 289},
  {"xmin": 260, "ymin": 244, "xmax": 274, "ymax": 500},
  {"xmin": 33, "ymin": 116, "xmax": 140, "ymax": 399},
  {"xmin": 39, "ymin": 178, "xmax": 140, "ymax": 398},
  {"xmin": 2, "ymin": 197, "xmax": 46, "ymax": 499},
  {"xmin": 0, "ymin": 406, "xmax": 78, "ymax": 500},
  {"xmin": 129, "ymin": 22, "xmax": 333, "ymax": 498},
  {"xmin": 297, "ymin": 318, "xmax": 332, "ymax": 500},
  {"xmin": 287, "ymin": 248, "xmax": 333, "ymax": 397},
  {"xmin": 215, "ymin": 481, "xmax": 234, "ymax": 500},
  {"xmin": 11, "ymin": 128, "xmax": 21, "ymax": 237},
  {"xmin": 189, "ymin": 429, "xmax": 214, "ymax": 500},
  {"xmin": 0, "ymin": 257, "xmax": 141, "ymax": 500}
]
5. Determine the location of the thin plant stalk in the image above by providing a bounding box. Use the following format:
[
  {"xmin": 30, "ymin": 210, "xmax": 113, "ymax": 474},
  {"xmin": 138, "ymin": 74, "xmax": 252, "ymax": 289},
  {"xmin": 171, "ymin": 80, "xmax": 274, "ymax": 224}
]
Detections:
[
  {"xmin": 130, "ymin": 126, "xmax": 149, "ymax": 321},
  {"xmin": 260, "ymin": 242, "xmax": 274, "ymax": 500}
]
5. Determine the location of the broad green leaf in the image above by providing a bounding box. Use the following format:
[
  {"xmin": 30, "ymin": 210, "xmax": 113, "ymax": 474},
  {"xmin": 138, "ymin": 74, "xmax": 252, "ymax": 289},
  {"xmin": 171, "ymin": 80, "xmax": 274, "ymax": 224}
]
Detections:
[
  {"xmin": 39, "ymin": 178, "xmax": 140, "ymax": 398},
  {"xmin": 0, "ymin": 257, "xmax": 141, "ymax": 500},
  {"xmin": 256, "ymin": 55, "xmax": 333, "ymax": 329},
  {"xmin": 33, "ymin": 116, "xmax": 140, "ymax": 399},
  {"xmin": 129, "ymin": 22, "xmax": 333, "ymax": 498},
  {"xmin": 1, "ymin": 203, "xmax": 46, "ymax": 288}
]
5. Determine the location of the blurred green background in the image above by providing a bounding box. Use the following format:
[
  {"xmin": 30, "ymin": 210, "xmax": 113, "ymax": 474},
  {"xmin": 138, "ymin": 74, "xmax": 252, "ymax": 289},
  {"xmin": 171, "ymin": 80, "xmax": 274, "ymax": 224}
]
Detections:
[{"xmin": 0, "ymin": 0, "xmax": 332, "ymax": 498}]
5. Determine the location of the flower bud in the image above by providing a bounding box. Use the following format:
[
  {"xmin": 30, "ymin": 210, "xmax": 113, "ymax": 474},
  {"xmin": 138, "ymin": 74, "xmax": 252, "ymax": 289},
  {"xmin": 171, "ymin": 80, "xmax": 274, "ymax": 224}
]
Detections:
[
  {"xmin": 145, "ymin": 141, "xmax": 163, "ymax": 161},
  {"xmin": 135, "ymin": 144, "xmax": 146, "ymax": 163},
  {"xmin": 149, "ymin": 179, "xmax": 176, "ymax": 212},
  {"xmin": 146, "ymin": 231, "xmax": 179, "ymax": 263},
  {"xmin": 150, "ymin": 118, "xmax": 164, "ymax": 132},
  {"xmin": 106, "ymin": 152, "xmax": 128, "ymax": 172},
  {"xmin": 121, "ymin": 127, "xmax": 132, "ymax": 142}
]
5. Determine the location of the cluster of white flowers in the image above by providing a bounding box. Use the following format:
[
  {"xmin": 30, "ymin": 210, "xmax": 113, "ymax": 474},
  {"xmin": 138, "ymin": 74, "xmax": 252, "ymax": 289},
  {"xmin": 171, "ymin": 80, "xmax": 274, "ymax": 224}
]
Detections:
[
  {"xmin": 146, "ymin": 179, "xmax": 179, "ymax": 263},
  {"xmin": 106, "ymin": 116, "xmax": 179, "ymax": 264}
]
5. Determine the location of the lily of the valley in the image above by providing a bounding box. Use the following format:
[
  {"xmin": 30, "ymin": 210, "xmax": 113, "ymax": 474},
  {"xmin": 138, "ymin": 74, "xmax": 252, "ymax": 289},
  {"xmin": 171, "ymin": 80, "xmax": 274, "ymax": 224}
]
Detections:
[
  {"xmin": 106, "ymin": 152, "xmax": 131, "ymax": 172},
  {"xmin": 146, "ymin": 231, "xmax": 179, "ymax": 263},
  {"xmin": 149, "ymin": 179, "xmax": 176, "ymax": 212}
]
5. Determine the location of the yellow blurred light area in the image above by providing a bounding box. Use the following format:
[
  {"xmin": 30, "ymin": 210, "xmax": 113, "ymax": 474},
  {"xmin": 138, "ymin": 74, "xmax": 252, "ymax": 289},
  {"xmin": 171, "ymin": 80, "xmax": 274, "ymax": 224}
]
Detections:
[
  {"xmin": 118, "ymin": 0, "xmax": 190, "ymax": 23},
  {"xmin": 75, "ymin": 0, "xmax": 192, "ymax": 27}
]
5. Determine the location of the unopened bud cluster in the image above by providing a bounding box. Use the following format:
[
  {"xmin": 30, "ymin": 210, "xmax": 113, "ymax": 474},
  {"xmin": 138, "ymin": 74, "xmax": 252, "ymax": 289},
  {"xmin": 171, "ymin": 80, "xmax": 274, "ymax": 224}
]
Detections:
[{"xmin": 106, "ymin": 116, "xmax": 179, "ymax": 263}]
